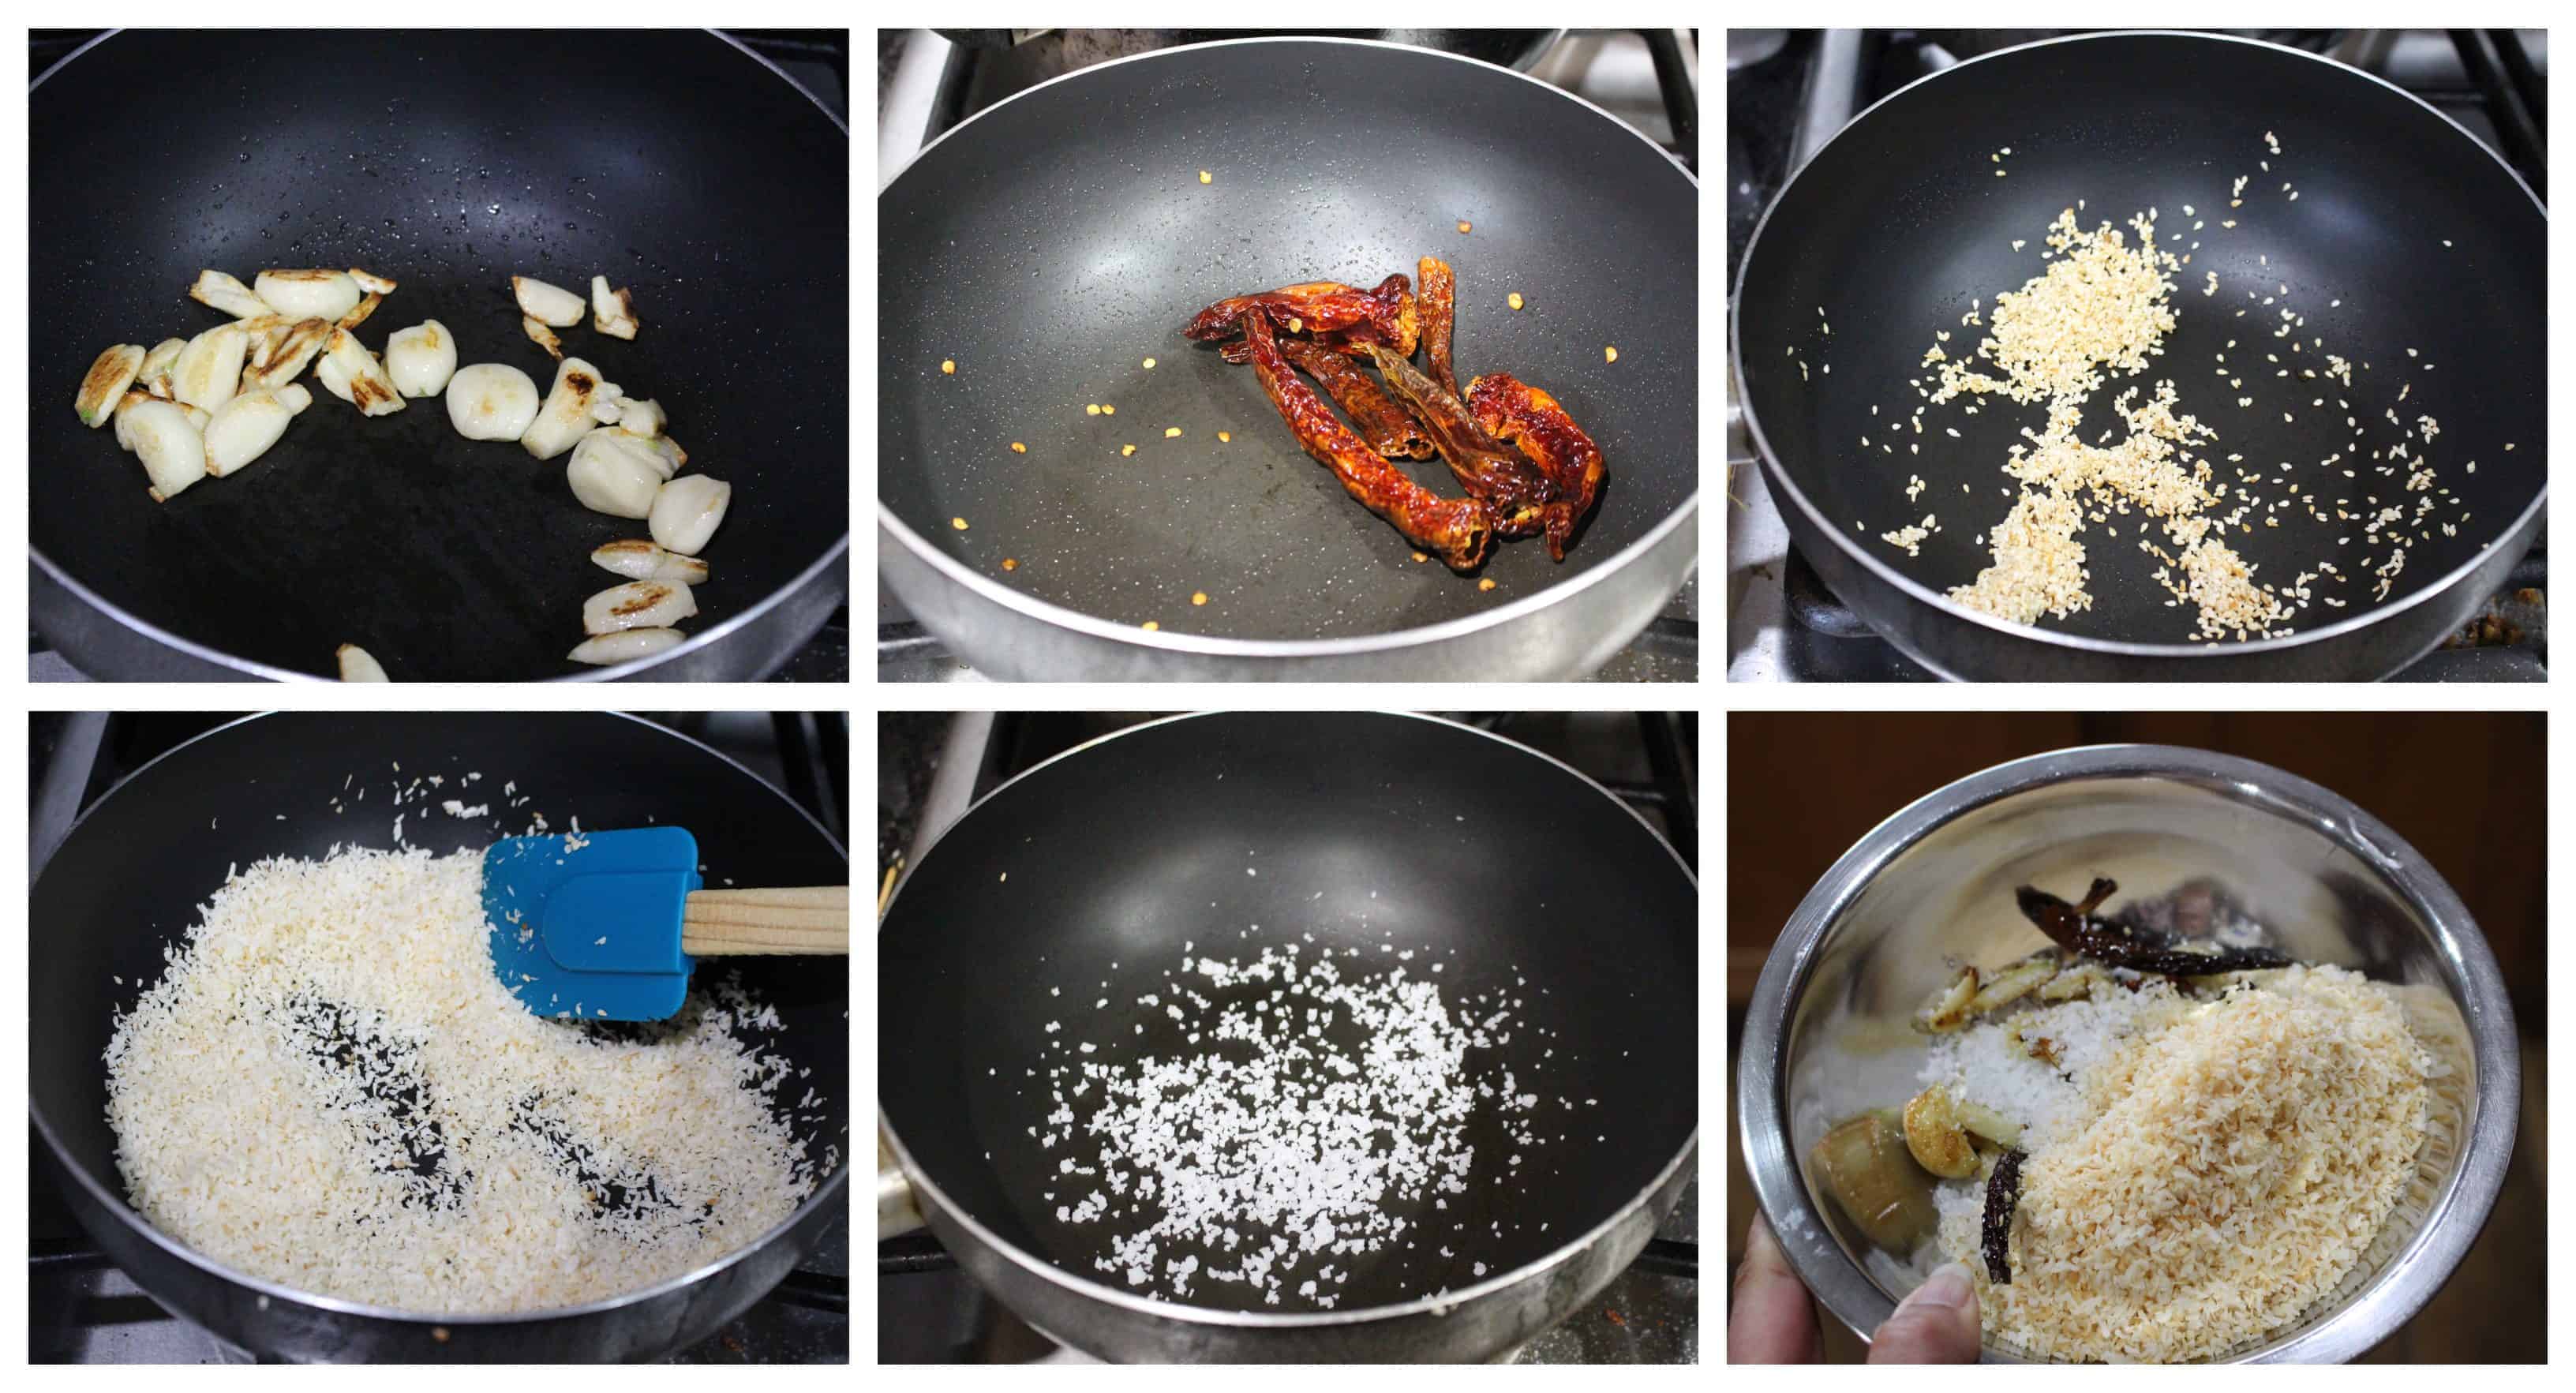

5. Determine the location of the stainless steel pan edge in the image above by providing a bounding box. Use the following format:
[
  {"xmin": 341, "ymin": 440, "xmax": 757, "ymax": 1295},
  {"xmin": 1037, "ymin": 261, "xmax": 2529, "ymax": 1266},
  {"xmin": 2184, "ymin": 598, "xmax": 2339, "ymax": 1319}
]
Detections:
[{"xmin": 878, "ymin": 504, "xmax": 1696, "ymax": 680}]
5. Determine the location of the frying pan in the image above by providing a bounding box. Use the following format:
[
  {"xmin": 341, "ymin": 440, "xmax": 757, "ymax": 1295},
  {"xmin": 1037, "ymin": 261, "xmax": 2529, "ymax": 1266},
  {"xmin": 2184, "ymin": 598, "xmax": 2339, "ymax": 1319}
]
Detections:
[
  {"xmin": 879, "ymin": 38, "xmax": 1699, "ymax": 680},
  {"xmin": 28, "ymin": 31, "xmax": 849, "ymax": 681},
  {"xmin": 1732, "ymin": 32, "xmax": 2545, "ymax": 681},
  {"xmin": 28, "ymin": 713, "xmax": 848, "ymax": 1361},
  {"xmin": 878, "ymin": 712, "xmax": 1698, "ymax": 1361}
]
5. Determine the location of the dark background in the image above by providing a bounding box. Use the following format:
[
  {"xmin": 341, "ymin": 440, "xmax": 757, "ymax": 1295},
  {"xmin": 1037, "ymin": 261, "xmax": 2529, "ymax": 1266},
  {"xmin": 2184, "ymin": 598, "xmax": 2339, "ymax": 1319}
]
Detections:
[{"xmin": 1724, "ymin": 711, "xmax": 2546, "ymax": 1361}]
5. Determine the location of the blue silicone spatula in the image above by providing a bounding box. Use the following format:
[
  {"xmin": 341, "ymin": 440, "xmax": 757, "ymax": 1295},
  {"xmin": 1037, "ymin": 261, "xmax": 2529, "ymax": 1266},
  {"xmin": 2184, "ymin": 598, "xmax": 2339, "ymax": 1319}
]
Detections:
[{"xmin": 484, "ymin": 826, "xmax": 849, "ymax": 1021}]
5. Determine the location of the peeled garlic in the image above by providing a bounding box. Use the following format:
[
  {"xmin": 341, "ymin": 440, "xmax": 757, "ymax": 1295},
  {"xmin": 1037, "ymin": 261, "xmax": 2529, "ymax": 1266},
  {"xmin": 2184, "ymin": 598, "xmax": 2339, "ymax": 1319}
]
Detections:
[
  {"xmin": 121, "ymin": 399, "xmax": 207, "ymax": 500},
  {"xmin": 111, "ymin": 390, "xmax": 154, "ymax": 451},
  {"xmin": 513, "ymin": 275, "xmax": 585, "ymax": 327},
  {"xmin": 446, "ymin": 363, "xmax": 540, "ymax": 440},
  {"xmin": 275, "ymin": 383, "xmax": 313, "ymax": 414},
  {"xmin": 521, "ymin": 357, "xmax": 616, "ymax": 459},
  {"xmin": 189, "ymin": 269, "xmax": 276, "ymax": 320},
  {"xmin": 650, "ymin": 475, "xmax": 732, "ymax": 556},
  {"xmin": 591, "ymin": 275, "xmax": 638, "ymax": 339},
  {"xmin": 336, "ymin": 644, "xmax": 390, "ymax": 681},
  {"xmin": 324, "ymin": 329, "xmax": 404, "ymax": 416},
  {"xmin": 614, "ymin": 397, "xmax": 666, "ymax": 436},
  {"xmin": 316, "ymin": 350, "xmax": 354, "ymax": 403},
  {"xmin": 582, "ymin": 580, "xmax": 697, "ymax": 635},
  {"xmin": 567, "ymin": 627, "xmax": 685, "ymax": 666},
  {"xmin": 202, "ymin": 391, "xmax": 297, "ymax": 477},
  {"xmin": 567, "ymin": 433, "xmax": 667, "ymax": 517},
  {"xmin": 254, "ymin": 268, "xmax": 361, "ymax": 322},
  {"xmin": 77, "ymin": 344, "xmax": 145, "ymax": 428},
  {"xmin": 170, "ymin": 324, "xmax": 249, "ymax": 412},
  {"xmin": 337, "ymin": 290, "xmax": 384, "ymax": 331},
  {"xmin": 138, "ymin": 339, "xmax": 185, "ymax": 398},
  {"xmin": 242, "ymin": 319, "xmax": 330, "ymax": 392},
  {"xmin": 384, "ymin": 320, "xmax": 459, "ymax": 397},
  {"xmin": 592, "ymin": 538, "xmax": 710, "ymax": 585},
  {"xmin": 349, "ymin": 267, "xmax": 398, "ymax": 295},
  {"xmin": 522, "ymin": 313, "xmax": 564, "ymax": 360}
]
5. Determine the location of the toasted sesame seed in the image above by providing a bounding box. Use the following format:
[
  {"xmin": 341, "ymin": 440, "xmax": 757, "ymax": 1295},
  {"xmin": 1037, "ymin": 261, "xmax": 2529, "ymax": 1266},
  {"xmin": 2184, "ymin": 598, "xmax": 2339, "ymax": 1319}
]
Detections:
[
  {"xmin": 1477, "ymin": 578, "xmax": 1496, "ymax": 591},
  {"xmin": 1143, "ymin": 357, "xmax": 1157, "ymax": 369},
  {"xmin": 1507, "ymin": 293, "xmax": 1524, "ymax": 310},
  {"xmin": 1604, "ymin": 346, "xmax": 1619, "ymax": 364},
  {"xmin": 940, "ymin": 359, "xmax": 956, "ymax": 375},
  {"xmin": 951, "ymin": 517, "xmax": 968, "ymax": 530},
  {"xmin": 1010, "ymin": 441, "xmax": 1026, "ymax": 453},
  {"xmin": 1191, "ymin": 592, "xmax": 1208, "ymax": 606},
  {"xmin": 1198, "ymin": 170, "xmax": 1211, "ymax": 184}
]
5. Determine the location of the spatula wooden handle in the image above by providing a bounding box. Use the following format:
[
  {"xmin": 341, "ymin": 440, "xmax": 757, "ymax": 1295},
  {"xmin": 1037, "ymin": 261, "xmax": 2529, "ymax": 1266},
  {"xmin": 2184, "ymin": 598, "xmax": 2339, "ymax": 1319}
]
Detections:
[{"xmin": 680, "ymin": 886, "xmax": 849, "ymax": 955}]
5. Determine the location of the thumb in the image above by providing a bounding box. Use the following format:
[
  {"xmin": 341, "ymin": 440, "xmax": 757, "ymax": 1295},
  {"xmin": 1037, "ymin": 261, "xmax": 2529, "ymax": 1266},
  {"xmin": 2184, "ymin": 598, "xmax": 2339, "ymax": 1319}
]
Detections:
[{"xmin": 1867, "ymin": 1262, "xmax": 1982, "ymax": 1364}]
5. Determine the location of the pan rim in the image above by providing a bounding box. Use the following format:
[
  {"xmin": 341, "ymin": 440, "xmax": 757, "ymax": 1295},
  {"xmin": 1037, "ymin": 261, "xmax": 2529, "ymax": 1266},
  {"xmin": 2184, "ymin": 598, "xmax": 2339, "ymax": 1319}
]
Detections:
[
  {"xmin": 27, "ymin": 710, "xmax": 852, "ymax": 1327},
  {"xmin": 879, "ymin": 710, "xmax": 1699, "ymax": 1334},
  {"xmin": 1728, "ymin": 28, "xmax": 2548, "ymax": 662},
  {"xmin": 29, "ymin": 28, "xmax": 852, "ymax": 683},
  {"xmin": 877, "ymin": 33, "xmax": 1696, "ymax": 197},
  {"xmin": 878, "ymin": 500, "xmax": 1697, "ymax": 660},
  {"xmin": 878, "ymin": 34, "xmax": 1699, "ymax": 660}
]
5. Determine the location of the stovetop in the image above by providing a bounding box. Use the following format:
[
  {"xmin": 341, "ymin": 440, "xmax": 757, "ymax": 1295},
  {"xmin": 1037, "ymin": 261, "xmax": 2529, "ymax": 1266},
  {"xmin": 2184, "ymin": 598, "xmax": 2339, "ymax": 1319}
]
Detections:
[
  {"xmin": 876, "ymin": 711, "xmax": 1698, "ymax": 1362},
  {"xmin": 1725, "ymin": 29, "xmax": 2548, "ymax": 681},
  {"xmin": 28, "ymin": 711, "xmax": 851, "ymax": 1364},
  {"xmin": 877, "ymin": 28, "xmax": 1701, "ymax": 683}
]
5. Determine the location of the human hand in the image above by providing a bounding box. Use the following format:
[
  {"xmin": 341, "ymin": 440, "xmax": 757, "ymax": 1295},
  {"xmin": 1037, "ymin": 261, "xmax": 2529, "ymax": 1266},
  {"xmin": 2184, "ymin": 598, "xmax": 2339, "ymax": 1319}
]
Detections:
[{"xmin": 1728, "ymin": 1215, "xmax": 1982, "ymax": 1364}]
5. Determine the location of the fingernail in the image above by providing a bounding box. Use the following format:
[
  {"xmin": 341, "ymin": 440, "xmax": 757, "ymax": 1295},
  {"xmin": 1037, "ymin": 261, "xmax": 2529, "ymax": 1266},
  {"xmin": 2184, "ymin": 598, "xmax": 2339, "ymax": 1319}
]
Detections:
[{"xmin": 1902, "ymin": 1262, "xmax": 1975, "ymax": 1313}]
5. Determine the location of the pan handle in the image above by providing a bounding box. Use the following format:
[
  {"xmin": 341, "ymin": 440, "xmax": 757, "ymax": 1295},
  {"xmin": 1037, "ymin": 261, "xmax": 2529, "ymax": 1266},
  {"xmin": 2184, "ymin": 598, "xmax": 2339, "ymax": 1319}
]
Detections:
[{"xmin": 878, "ymin": 1133, "xmax": 927, "ymax": 1238}]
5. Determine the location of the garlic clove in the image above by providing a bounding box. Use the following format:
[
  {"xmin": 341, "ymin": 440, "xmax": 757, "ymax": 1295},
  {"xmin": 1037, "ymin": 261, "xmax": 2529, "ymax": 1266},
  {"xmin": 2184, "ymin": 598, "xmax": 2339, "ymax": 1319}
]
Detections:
[
  {"xmin": 649, "ymin": 474, "xmax": 732, "ymax": 556},
  {"xmin": 323, "ymin": 329, "xmax": 405, "ymax": 416},
  {"xmin": 521, "ymin": 356, "xmax": 614, "ymax": 459},
  {"xmin": 315, "ymin": 349, "xmax": 354, "ymax": 403},
  {"xmin": 522, "ymin": 313, "xmax": 564, "ymax": 360},
  {"xmin": 384, "ymin": 320, "xmax": 459, "ymax": 397},
  {"xmin": 445, "ymin": 362, "xmax": 541, "ymax": 440},
  {"xmin": 336, "ymin": 644, "xmax": 390, "ymax": 681},
  {"xmin": 203, "ymin": 391, "xmax": 296, "ymax": 477},
  {"xmin": 614, "ymin": 396, "xmax": 666, "ymax": 437},
  {"xmin": 566, "ymin": 433, "xmax": 665, "ymax": 517},
  {"xmin": 77, "ymin": 344, "xmax": 145, "ymax": 428},
  {"xmin": 336, "ymin": 290, "xmax": 384, "ymax": 331},
  {"xmin": 170, "ymin": 324, "xmax": 249, "ymax": 412},
  {"xmin": 189, "ymin": 269, "xmax": 279, "ymax": 320},
  {"xmin": 567, "ymin": 627, "xmax": 686, "ymax": 666},
  {"xmin": 112, "ymin": 389, "xmax": 155, "ymax": 451},
  {"xmin": 253, "ymin": 268, "xmax": 362, "ymax": 323},
  {"xmin": 138, "ymin": 338, "xmax": 187, "ymax": 398},
  {"xmin": 275, "ymin": 383, "xmax": 313, "ymax": 414},
  {"xmin": 591, "ymin": 275, "xmax": 639, "ymax": 339},
  {"xmin": 582, "ymin": 580, "xmax": 698, "ymax": 635},
  {"xmin": 591, "ymin": 538, "xmax": 710, "ymax": 585},
  {"xmin": 512, "ymin": 275, "xmax": 586, "ymax": 327},
  {"xmin": 243, "ymin": 319, "xmax": 330, "ymax": 392},
  {"xmin": 122, "ymin": 399, "xmax": 208, "ymax": 500},
  {"xmin": 348, "ymin": 267, "xmax": 398, "ymax": 295}
]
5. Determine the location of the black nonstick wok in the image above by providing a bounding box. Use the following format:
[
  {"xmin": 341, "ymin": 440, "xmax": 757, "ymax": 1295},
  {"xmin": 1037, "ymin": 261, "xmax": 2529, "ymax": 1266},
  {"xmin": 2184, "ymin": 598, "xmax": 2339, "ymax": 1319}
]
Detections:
[
  {"xmin": 880, "ymin": 38, "xmax": 1699, "ymax": 680},
  {"xmin": 28, "ymin": 31, "xmax": 848, "ymax": 681},
  {"xmin": 1732, "ymin": 32, "xmax": 2545, "ymax": 681},
  {"xmin": 878, "ymin": 712, "xmax": 1697, "ymax": 1361},
  {"xmin": 28, "ymin": 713, "xmax": 848, "ymax": 1361}
]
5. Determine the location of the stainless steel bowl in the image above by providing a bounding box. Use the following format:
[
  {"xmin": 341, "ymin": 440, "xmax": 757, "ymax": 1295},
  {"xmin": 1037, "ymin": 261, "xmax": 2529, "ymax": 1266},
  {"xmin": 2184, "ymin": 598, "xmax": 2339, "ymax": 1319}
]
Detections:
[{"xmin": 1737, "ymin": 744, "xmax": 2518, "ymax": 1363}]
